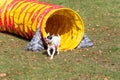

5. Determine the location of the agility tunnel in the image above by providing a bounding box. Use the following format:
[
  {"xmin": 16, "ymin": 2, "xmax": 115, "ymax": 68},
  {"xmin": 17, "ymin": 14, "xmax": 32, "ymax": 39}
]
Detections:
[{"xmin": 0, "ymin": 0, "xmax": 84, "ymax": 51}]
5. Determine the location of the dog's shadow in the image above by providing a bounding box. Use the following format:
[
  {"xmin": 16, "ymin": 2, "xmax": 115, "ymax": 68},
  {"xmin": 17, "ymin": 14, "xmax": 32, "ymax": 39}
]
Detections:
[{"xmin": 42, "ymin": 51, "xmax": 48, "ymax": 56}]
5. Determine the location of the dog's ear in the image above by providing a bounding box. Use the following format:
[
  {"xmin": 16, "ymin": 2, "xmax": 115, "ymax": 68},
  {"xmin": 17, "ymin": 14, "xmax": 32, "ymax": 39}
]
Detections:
[
  {"xmin": 47, "ymin": 33, "xmax": 50, "ymax": 36},
  {"xmin": 52, "ymin": 34, "xmax": 54, "ymax": 37}
]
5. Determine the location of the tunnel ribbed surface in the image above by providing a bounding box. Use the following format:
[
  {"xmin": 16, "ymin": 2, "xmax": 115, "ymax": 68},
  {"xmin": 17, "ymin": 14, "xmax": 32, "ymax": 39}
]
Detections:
[{"xmin": 0, "ymin": 0, "xmax": 84, "ymax": 51}]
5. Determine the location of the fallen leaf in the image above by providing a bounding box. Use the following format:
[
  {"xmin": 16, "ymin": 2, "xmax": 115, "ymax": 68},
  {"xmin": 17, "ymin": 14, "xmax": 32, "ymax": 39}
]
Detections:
[
  {"xmin": 15, "ymin": 71, "xmax": 21, "ymax": 75},
  {"xmin": 76, "ymin": 9, "xmax": 79, "ymax": 13},
  {"xmin": 64, "ymin": 58, "xmax": 67, "ymax": 61},
  {"xmin": 0, "ymin": 73, "xmax": 7, "ymax": 78},
  {"xmin": 92, "ymin": 28, "xmax": 95, "ymax": 31},
  {"xmin": 104, "ymin": 77, "xmax": 108, "ymax": 80},
  {"xmin": 48, "ymin": 78, "xmax": 51, "ymax": 80},
  {"xmin": 10, "ymin": 39, "xmax": 14, "ymax": 41},
  {"xmin": 82, "ymin": 55, "xmax": 86, "ymax": 57},
  {"xmin": 96, "ymin": 24, "xmax": 100, "ymax": 27},
  {"xmin": 0, "ymin": 40, "xmax": 2, "ymax": 43}
]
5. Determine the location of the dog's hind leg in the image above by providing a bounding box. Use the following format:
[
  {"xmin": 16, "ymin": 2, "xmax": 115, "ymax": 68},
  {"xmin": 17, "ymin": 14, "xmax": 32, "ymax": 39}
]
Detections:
[{"xmin": 57, "ymin": 47, "xmax": 59, "ymax": 55}]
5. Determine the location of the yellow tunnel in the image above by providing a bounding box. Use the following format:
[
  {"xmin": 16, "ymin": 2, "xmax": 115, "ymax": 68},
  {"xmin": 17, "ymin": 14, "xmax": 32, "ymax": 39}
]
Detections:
[{"xmin": 0, "ymin": 0, "xmax": 84, "ymax": 51}]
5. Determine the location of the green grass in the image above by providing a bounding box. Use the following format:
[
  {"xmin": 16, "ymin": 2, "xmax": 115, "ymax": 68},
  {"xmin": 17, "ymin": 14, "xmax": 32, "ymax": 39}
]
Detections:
[{"xmin": 0, "ymin": 0, "xmax": 120, "ymax": 80}]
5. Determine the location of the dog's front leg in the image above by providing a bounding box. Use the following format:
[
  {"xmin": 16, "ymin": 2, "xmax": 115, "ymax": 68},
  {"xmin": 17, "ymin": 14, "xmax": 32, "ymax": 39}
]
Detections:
[
  {"xmin": 47, "ymin": 48, "xmax": 51, "ymax": 56},
  {"xmin": 51, "ymin": 48, "xmax": 55, "ymax": 59}
]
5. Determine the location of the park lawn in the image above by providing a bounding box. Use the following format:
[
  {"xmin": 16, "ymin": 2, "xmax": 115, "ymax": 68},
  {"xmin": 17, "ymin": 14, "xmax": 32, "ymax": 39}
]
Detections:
[{"xmin": 0, "ymin": 0, "xmax": 120, "ymax": 80}]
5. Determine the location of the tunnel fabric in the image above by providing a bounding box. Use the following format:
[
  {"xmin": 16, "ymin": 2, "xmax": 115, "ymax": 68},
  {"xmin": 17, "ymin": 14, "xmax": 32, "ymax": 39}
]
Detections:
[{"xmin": 0, "ymin": 0, "xmax": 85, "ymax": 51}]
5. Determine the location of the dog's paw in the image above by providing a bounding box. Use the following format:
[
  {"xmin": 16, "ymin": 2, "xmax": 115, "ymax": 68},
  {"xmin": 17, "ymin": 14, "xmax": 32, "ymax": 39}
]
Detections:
[
  {"xmin": 48, "ymin": 57, "xmax": 53, "ymax": 60},
  {"xmin": 51, "ymin": 56, "xmax": 53, "ymax": 59}
]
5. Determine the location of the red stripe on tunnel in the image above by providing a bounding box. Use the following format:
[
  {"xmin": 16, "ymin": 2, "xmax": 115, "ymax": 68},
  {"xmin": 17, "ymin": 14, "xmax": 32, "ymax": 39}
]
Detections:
[
  {"xmin": 12, "ymin": 1, "xmax": 27, "ymax": 36},
  {"xmin": 8, "ymin": 0, "xmax": 20, "ymax": 32},
  {"xmin": 23, "ymin": 3, "xmax": 37, "ymax": 38},
  {"xmin": 0, "ymin": 0, "xmax": 7, "ymax": 31},
  {"xmin": 4, "ymin": 0, "xmax": 18, "ymax": 32}
]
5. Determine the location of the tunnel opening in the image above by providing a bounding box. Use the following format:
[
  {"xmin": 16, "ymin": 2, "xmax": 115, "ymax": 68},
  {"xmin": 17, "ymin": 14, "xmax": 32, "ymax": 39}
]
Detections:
[{"xmin": 42, "ymin": 8, "xmax": 84, "ymax": 50}]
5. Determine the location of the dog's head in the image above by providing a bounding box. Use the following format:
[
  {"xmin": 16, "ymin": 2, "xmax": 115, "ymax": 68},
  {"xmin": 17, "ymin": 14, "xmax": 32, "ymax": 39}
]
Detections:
[
  {"xmin": 45, "ymin": 33, "xmax": 53, "ymax": 45},
  {"xmin": 45, "ymin": 33, "xmax": 60, "ymax": 46}
]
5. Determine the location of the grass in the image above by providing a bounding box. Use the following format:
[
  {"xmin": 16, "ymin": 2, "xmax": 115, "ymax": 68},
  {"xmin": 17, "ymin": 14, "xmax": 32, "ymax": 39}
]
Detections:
[{"xmin": 0, "ymin": 0, "xmax": 120, "ymax": 80}]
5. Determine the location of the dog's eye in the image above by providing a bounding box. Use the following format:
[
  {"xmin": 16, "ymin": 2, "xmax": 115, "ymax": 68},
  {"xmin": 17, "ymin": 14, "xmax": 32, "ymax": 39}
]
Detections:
[
  {"xmin": 47, "ymin": 36, "xmax": 49, "ymax": 38},
  {"xmin": 47, "ymin": 36, "xmax": 52, "ymax": 39}
]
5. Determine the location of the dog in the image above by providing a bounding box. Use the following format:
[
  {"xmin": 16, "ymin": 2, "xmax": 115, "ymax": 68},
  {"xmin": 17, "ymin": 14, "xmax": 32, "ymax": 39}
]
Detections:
[{"xmin": 45, "ymin": 33, "xmax": 60, "ymax": 59}]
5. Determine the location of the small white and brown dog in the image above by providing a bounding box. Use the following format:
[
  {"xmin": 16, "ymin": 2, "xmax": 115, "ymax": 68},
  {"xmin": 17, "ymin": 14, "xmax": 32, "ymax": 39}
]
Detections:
[{"xmin": 45, "ymin": 33, "xmax": 60, "ymax": 59}]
